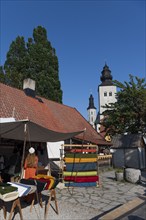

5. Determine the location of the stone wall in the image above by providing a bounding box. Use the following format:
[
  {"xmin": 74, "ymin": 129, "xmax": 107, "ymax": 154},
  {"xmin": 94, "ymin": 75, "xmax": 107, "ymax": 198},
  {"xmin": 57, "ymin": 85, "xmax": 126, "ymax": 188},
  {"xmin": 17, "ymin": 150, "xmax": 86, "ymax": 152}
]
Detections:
[{"xmin": 113, "ymin": 148, "xmax": 139, "ymax": 169}]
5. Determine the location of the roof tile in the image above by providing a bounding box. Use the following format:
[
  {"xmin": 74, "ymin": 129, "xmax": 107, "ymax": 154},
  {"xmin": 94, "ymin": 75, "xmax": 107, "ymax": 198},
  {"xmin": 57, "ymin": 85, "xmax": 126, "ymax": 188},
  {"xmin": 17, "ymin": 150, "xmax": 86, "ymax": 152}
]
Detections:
[{"xmin": 0, "ymin": 83, "xmax": 110, "ymax": 145}]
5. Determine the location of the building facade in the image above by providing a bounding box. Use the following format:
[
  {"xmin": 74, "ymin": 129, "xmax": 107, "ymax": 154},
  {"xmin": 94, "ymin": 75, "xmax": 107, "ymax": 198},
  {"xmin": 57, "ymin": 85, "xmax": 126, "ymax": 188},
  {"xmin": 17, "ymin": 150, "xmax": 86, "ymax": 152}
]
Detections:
[
  {"xmin": 87, "ymin": 64, "xmax": 117, "ymax": 132},
  {"xmin": 87, "ymin": 94, "xmax": 97, "ymax": 129}
]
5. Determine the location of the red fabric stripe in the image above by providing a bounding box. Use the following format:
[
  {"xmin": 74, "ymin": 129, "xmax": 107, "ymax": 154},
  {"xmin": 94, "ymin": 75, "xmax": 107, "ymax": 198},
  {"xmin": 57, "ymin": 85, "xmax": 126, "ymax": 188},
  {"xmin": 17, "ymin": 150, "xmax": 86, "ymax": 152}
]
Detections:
[
  {"xmin": 32, "ymin": 178, "xmax": 51, "ymax": 189},
  {"xmin": 64, "ymin": 176, "xmax": 99, "ymax": 182},
  {"xmin": 65, "ymin": 149, "xmax": 97, "ymax": 153}
]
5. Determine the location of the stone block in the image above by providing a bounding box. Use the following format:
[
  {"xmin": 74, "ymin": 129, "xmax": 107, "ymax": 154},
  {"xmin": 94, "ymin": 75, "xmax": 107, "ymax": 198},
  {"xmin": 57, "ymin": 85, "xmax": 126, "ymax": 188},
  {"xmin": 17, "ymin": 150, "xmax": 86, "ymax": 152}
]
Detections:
[{"xmin": 125, "ymin": 168, "xmax": 141, "ymax": 183}]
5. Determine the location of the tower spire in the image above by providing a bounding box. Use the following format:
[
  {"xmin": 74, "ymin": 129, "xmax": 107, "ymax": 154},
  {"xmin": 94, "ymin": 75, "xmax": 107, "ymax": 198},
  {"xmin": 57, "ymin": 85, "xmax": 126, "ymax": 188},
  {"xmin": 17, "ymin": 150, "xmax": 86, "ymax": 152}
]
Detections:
[
  {"xmin": 98, "ymin": 63, "xmax": 117, "ymax": 123},
  {"xmin": 87, "ymin": 94, "xmax": 96, "ymax": 110},
  {"xmin": 100, "ymin": 63, "xmax": 113, "ymax": 86},
  {"xmin": 87, "ymin": 93, "xmax": 97, "ymax": 129}
]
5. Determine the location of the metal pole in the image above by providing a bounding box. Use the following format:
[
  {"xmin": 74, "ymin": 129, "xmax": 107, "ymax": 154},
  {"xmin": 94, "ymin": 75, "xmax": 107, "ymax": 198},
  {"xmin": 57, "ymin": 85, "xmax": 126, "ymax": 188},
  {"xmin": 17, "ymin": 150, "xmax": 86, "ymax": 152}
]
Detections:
[{"xmin": 20, "ymin": 123, "xmax": 27, "ymax": 179}]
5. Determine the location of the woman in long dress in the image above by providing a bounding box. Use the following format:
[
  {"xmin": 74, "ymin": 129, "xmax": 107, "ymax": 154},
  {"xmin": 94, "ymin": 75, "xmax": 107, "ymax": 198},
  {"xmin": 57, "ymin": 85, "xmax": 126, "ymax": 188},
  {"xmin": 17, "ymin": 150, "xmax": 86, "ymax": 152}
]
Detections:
[{"xmin": 24, "ymin": 147, "xmax": 38, "ymax": 179}]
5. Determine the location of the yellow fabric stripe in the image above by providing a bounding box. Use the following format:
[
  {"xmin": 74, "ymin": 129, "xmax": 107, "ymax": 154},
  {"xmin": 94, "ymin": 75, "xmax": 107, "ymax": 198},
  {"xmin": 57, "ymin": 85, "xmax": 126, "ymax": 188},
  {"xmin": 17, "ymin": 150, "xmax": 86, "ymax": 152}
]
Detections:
[
  {"xmin": 65, "ymin": 157, "xmax": 97, "ymax": 163},
  {"xmin": 63, "ymin": 171, "xmax": 97, "ymax": 176},
  {"xmin": 34, "ymin": 175, "xmax": 55, "ymax": 189}
]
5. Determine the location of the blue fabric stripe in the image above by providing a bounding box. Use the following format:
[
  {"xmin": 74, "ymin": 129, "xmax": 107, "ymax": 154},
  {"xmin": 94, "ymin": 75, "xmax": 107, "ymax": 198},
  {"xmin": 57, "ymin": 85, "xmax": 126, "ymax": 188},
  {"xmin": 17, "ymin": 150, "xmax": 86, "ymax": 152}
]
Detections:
[
  {"xmin": 65, "ymin": 182, "xmax": 97, "ymax": 187},
  {"xmin": 66, "ymin": 162, "xmax": 97, "ymax": 171}
]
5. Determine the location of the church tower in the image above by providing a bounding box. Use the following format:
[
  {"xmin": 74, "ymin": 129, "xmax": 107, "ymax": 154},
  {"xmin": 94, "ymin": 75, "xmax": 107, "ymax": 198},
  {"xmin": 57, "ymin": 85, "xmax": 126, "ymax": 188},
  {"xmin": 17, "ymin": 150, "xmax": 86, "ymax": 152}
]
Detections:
[
  {"xmin": 98, "ymin": 63, "xmax": 117, "ymax": 121},
  {"xmin": 87, "ymin": 94, "xmax": 97, "ymax": 128}
]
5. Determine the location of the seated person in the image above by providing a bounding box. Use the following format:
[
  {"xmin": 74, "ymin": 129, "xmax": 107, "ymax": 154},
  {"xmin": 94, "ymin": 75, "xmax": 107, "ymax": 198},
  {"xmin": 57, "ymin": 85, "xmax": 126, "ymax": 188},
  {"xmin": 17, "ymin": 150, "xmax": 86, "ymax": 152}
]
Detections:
[{"xmin": 24, "ymin": 147, "xmax": 38, "ymax": 179}]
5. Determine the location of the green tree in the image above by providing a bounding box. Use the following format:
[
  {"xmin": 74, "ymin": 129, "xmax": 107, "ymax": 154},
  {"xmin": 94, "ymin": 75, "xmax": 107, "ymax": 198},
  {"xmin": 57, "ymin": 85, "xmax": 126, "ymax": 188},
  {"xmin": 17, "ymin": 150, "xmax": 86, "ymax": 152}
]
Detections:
[
  {"xmin": 3, "ymin": 26, "xmax": 63, "ymax": 103},
  {"xmin": 26, "ymin": 26, "xmax": 62, "ymax": 102},
  {"xmin": 101, "ymin": 75, "xmax": 146, "ymax": 134},
  {"xmin": 0, "ymin": 66, "xmax": 5, "ymax": 83},
  {"xmin": 4, "ymin": 36, "xmax": 27, "ymax": 88}
]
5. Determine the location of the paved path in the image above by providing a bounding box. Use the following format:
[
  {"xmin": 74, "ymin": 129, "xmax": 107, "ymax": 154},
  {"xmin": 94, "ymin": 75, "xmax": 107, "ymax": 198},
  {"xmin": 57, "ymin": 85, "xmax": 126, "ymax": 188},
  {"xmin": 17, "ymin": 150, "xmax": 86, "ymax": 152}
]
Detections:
[
  {"xmin": 0, "ymin": 170, "xmax": 145, "ymax": 220},
  {"xmin": 120, "ymin": 202, "xmax": 146, "ymax": 220}
]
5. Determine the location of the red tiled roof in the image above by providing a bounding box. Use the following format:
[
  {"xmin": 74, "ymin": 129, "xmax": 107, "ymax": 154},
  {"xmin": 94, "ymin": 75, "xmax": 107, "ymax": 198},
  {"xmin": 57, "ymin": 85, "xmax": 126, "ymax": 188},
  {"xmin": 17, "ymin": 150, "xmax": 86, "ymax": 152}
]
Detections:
[{"xmin": 0, "ymin": 83, "xmax": 110, "ymax": 145}]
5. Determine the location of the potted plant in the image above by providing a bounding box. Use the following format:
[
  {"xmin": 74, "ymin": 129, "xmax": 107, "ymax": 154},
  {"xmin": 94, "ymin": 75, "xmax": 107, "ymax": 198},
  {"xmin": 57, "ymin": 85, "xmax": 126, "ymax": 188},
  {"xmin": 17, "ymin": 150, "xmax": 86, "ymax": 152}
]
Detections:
[{"xmin": 115, "ymin": 168, "xmax": 124, "ymax": 181}]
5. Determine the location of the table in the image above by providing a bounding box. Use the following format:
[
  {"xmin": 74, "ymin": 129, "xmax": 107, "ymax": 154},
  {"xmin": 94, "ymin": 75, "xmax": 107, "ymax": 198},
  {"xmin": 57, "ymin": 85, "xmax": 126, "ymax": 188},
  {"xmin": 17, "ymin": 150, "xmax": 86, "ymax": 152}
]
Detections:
[{"xmin": 0, "ymin": 186, "xmax": 23, "ymax": 220}]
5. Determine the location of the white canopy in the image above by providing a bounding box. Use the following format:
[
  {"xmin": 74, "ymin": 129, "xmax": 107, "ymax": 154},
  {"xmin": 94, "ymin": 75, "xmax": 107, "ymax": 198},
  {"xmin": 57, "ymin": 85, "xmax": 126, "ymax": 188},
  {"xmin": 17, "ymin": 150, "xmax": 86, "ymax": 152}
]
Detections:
[{"xmin": 0, "ymin": 119, "xmax": 85, "ymax": 142}]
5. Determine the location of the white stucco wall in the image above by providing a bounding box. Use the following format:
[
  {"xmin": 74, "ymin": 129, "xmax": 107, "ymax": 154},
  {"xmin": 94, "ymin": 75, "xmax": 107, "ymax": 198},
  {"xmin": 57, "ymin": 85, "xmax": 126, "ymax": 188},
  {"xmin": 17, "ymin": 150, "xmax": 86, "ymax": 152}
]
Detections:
[
  {"xmin": 98, "ymin": 85, "xmax": 117, "ymax": 119},
  {"xmin": 0, "ymin": 117, "xmax": 15, "ymax": 122},
  {"xmin": 47, "ymin": 141, "xmax": 64, "ymax": 159},
  {"xmin": 87, "ymin": 108, "xmax": 96, "ymax": 128}
]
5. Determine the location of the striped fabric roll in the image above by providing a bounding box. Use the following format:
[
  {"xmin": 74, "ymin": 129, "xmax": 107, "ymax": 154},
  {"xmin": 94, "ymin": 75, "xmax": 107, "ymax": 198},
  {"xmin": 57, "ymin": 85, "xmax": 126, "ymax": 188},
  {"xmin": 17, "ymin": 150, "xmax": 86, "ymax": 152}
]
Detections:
[
  {"xmin": 65, "ymin": 182, "xmax": 97, "ymax": 187},
  {"xmin": 66, "ymin": 162, "xmax": 97, "ymax": 172},
  {"xmin": 34, "ymin": 175, "xmax": 55, "ymax": 190},
  {"xmin": 64, "ymin": 176, "xmax": 98, "ymax": 183},
  {"xmin": 65, "ymin": 157, "xmax": 97, "ymax": 163},
  {"xmin": 65, "ymin": 153, "xmax": 97, "ymax": 158},
  {"xmin": 63, "ymin": 171, "xmax": 97, "ymax": 177},
  {"xmin": 65, "ymin": 149, "xmax": 97, "ymax": 153},
  {"xmin": 64, "ymin": 147, "xmax": 98, "ymax": 187}
]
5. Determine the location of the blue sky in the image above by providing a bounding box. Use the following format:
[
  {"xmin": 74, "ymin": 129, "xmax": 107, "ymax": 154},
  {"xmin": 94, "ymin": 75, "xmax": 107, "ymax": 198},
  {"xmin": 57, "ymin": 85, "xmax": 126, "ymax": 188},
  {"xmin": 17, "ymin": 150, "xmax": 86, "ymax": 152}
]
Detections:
[{"xmin": 1, "ymin": 0, "xmax": 146, "ymax": 119}]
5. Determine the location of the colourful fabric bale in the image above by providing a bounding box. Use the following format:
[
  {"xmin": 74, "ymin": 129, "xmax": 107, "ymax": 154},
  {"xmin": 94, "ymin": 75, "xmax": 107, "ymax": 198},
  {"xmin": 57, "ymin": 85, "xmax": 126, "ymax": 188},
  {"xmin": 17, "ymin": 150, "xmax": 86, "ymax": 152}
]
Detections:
[
  {"xmin": 20, "ymin": 178, "xmax": 46, "ymax": 193},
  {"xmin": 65, "ymin": 162, "xmax": 97, "ymax": 172},
  {"xmin": 65, "ymin": 153, "xmax": 97, "ymax": 158},
  {"xmin": 63, "ymin": 171, "xmax": 97, "ymax": 177},
  {"xmin": 65, "ymin": 158, "xmax": 97, "ymax": 163},
  {"xmin": 65, "ymin": 182, "xmax": 97, "ymax": 187},
  {"xmin": 64, "ymin": 176, "xmax": 99, "ymax": 183},
  {"xmin": 34, "ymin": 175, "xmax": 55, "ymax": 190},
  {"xmin": 65, "ymin": 149, "xmax": 97, "ymax": 153},
  {"xmin": 0, "ymin": 183, "xmax": 18, "ymax": 195}
]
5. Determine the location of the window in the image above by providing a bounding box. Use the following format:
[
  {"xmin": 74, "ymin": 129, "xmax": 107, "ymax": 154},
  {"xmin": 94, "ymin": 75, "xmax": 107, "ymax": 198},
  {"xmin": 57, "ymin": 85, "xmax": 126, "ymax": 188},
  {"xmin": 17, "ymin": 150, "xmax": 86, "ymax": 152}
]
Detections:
[
  {"xmin": 109, "ymin": 92, "xmax": 112, "ymax": 96},
  {"xmin": 104, "ymin": 92, "xmax": 107, "ymax": 96}
]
